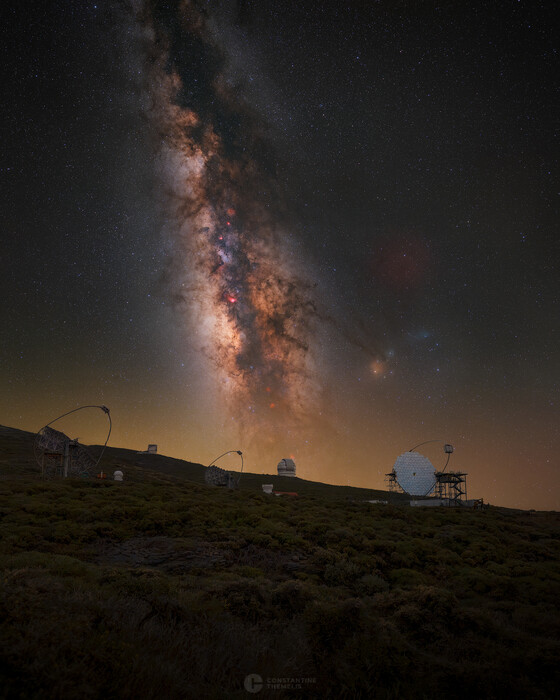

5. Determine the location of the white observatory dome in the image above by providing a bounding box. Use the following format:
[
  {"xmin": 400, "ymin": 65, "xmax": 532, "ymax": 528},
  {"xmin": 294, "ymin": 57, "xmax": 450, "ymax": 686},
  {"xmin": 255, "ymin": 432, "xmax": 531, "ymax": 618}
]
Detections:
[
  {"xmin": 277, "ymin": 458, "xmax": 296, "ymax": 477},
  {"xmin": 113, "ymin": 470, "xmax": 124, "ymax": 481}
]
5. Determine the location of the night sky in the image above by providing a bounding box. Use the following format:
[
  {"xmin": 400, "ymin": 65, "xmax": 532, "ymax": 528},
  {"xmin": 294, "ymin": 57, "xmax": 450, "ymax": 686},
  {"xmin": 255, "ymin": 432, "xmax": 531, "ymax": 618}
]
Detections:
[{"xmin": 2, "ymin": 1, "xmax": 558, "ymax": 510}]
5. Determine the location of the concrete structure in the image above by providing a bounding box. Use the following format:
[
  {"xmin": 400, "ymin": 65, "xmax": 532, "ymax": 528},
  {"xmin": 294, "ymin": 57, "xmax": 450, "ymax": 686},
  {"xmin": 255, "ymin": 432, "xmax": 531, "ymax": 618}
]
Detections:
[
  {"xmin": 410, "ymin": 496, "xmax": 482, "ymax": 508},
  {"xmin": 410, "ymin": 498, "xmax": 446, "ymax": 507},
  {"xmin": 136, "ymin": 444, "xmax": 158, "ymax": 455},
  {"xmin": 262, "ymin": 484, "xmax": 274, "ymax": 494}
]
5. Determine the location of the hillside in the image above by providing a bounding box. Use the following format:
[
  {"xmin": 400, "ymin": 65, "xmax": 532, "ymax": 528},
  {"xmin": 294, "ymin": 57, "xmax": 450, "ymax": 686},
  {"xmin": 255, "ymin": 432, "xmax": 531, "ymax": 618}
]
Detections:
[
  {"xmin": 0, "ymin": 425, "xmax": 558, "ymax": 698},
  {"xmin": 0, "ymin": 424, "xmax": 410, "ymax": 502}
]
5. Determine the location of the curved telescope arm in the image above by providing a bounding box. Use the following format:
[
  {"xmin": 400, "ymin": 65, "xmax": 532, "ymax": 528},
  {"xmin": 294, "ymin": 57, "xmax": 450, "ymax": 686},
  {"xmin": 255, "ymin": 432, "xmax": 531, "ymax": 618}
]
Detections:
[
  {"xmin": 207, "ymin": 450, "xmax": 243, "ymax": 472},
  {"xmin": 408, "ymin": 439, "xmax": 454, "ymax": 474},
  {"xmin": 38, "ymin": 405, "xmax": 112, "ymax": 472},
  {"xmin": 408, "ymin": 439, "xmax": 443, "ymax": 452}
]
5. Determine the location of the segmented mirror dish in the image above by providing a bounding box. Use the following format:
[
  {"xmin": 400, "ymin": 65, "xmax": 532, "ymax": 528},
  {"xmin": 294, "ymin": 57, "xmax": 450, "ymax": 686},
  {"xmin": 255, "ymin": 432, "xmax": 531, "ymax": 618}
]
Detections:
[{"xmin": 393, "ymin": 451, "xmax": 436, "ymax": 496}]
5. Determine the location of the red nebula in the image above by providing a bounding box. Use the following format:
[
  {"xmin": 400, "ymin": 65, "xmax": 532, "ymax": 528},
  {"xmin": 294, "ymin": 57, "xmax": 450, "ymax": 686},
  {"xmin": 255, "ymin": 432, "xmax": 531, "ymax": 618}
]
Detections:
[{"xmin": 369, "ymin": 235, "xmax": 431, "ymax": 289}]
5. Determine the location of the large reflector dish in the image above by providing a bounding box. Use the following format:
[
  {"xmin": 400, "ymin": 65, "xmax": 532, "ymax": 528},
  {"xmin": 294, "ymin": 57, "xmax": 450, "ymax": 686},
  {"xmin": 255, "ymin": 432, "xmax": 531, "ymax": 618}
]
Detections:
[{"xmin": 393, "ymin": 451, "xmax": 436, "ymax": 496}]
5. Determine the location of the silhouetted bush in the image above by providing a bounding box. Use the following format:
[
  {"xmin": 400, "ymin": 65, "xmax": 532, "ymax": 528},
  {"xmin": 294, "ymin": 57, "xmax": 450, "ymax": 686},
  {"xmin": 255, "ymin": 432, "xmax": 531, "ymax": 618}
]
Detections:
[{"xmin": 0, "ymin": 472, "xmax": 558, "ymax": 698}]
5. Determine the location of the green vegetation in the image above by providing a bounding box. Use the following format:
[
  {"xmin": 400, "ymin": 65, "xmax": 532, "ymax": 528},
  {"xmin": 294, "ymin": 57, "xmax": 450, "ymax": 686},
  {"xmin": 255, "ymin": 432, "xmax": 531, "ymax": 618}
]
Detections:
[{"xmin": 0, "ymin": 426, "xmax": 558, "ymax": 698}]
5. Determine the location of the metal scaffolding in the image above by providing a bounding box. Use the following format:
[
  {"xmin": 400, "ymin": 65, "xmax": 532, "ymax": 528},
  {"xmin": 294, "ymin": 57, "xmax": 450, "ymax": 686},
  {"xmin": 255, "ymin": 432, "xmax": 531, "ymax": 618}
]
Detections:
[
  {"xmin": 385, "ymin": 471, "xmax": 402, "ymax": 493},
  {"xmin": 433, "ymin": 471, "xmax": 468, "ymax": 505}
]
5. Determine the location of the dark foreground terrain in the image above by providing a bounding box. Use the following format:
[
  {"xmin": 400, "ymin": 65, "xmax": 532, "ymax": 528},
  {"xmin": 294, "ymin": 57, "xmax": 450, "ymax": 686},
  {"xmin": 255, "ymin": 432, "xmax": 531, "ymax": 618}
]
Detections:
[{"xmin": 0, "ymin": 426, "xmax": 558, "ymax": 698}]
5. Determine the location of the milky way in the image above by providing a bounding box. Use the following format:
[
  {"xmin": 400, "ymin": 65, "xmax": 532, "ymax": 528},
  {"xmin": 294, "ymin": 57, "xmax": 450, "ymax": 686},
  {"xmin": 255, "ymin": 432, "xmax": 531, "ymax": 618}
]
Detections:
[
  {"xmin": 2, "ymin": 0, "xmax": 557, "ymax": 508},
  {"xmin": 138, "ymin": 1, "xmax": 322, "ymax": 455}
]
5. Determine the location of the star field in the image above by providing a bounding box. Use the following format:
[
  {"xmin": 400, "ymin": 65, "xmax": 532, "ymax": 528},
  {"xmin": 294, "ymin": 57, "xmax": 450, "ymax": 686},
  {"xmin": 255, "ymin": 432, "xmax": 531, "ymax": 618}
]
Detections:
[{"xmin": 1, "ymin": 1, "xmax": 558, "ymax": 509}]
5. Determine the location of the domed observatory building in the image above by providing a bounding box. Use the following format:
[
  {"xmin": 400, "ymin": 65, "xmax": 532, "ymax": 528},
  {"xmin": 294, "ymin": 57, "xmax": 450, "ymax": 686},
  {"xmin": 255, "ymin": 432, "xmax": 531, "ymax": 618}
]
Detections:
[{"xmin": 277, "ymin": 458, "xmax": 296, "ymax": 477}]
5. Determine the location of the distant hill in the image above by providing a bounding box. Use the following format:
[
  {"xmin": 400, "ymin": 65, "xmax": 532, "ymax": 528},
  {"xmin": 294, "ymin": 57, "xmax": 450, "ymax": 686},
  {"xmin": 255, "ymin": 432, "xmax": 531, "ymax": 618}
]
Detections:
[{"xmin": 0, "ymin": 423, "xmax": 409, "ymax": 503}]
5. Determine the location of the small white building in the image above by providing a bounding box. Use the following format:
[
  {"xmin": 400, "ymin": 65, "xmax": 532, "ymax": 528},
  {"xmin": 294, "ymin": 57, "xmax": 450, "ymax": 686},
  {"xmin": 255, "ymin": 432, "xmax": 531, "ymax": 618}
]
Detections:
[
  {"xmin": 277, "ymin": 458, "xmax": 296, "ymax": 477},
  {"xmin": 136, "ymin": 444, "xmax": 158, "ymax": 455},
  {"xmin": 113, "ymin": 470, "xmax": 124, "ymax": 482}
]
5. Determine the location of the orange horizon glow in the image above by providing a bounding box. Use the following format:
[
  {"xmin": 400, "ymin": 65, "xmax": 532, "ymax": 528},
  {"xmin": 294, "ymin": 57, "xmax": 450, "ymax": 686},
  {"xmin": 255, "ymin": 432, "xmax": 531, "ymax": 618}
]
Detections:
[{"xmin": 2, "ymin": 379, "xmax": 558, "ymax": 513}]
